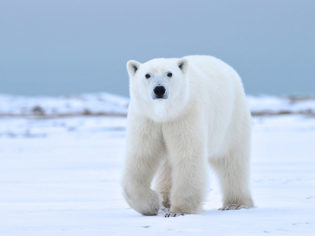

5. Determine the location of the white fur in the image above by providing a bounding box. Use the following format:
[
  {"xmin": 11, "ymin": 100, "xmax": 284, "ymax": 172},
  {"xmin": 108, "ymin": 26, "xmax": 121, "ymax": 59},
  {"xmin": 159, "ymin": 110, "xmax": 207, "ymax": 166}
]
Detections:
[{"xmin": 122, "ymin": 55, "xmax": 254, "ymax": 216}]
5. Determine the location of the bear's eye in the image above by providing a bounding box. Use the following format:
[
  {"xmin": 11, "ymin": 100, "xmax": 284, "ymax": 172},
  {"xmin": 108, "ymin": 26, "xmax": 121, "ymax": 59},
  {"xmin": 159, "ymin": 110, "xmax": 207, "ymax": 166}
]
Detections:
[
  {"xmin": 167, "ymin": 72, "xmax": 172, "ymax": 78},
  {"xmin": 145, "ymin": 73, "xmax": 151, "ymax": 79}
]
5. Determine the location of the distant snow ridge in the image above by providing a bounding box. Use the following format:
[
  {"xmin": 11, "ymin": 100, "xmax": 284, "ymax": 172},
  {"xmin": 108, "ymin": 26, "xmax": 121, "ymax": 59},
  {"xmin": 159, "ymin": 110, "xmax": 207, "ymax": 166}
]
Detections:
[
  {"xmin": 0, "ymin": 93, "xmax": 314, "ymax": 118},
  {"xmin": 0, "ymin": 93, "xmax": 129, "ymax": 118},
  {"xmin": 247, "ymin": 95, "xmax": 315, "ymax": 117}
]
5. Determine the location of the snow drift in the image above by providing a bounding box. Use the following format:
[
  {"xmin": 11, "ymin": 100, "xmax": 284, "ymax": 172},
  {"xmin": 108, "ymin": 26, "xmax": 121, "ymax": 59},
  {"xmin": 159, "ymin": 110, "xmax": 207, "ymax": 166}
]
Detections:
[{"xmin": 0, "ymin": 93, "xmax": 314, "ymax": 118}]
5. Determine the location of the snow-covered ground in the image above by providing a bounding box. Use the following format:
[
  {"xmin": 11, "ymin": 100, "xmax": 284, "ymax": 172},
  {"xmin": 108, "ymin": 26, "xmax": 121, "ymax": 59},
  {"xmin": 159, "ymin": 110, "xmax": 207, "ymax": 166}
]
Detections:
[
  {"xmin": 0, "ymin": 94, "xmax": 315, "ymax": 235},
  {"xmin": 0, "ymin": 93, "xmax": 129, "ymax": 118},
  {"xmin": 0, "ymin": 93, "xmax": 314, "ymax": 118}
]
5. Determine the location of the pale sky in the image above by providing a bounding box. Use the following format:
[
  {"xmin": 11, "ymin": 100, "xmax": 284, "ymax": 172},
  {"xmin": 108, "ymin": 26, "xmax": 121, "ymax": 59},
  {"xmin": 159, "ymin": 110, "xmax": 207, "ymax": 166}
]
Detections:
[{"xmin": 0, "ymin": 0, "xmax": 314, "ymax": 96}]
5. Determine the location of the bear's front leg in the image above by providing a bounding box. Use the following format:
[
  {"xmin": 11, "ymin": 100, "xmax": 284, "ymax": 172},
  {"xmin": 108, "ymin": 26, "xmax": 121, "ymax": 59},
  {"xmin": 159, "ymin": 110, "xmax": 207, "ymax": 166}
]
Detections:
[
  {"xmin": 123, "ymin": 160, "xmax": 161, "ymax": 216},
  {"xmin": 122, "ymin": 117, "xmax": 165, "ymax": 216},
  {"xmin": 169, "ymin": 151, "xmax": 208, "ymax": 215},
  {"xmin": 163, "ymin": 118, "xmax": 208, "ymax": 215}
]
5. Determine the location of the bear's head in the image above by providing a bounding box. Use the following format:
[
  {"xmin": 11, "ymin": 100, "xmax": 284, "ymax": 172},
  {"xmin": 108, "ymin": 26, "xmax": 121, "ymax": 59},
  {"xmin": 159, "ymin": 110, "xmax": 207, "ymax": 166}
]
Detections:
[{"xmin": 126, "ymin": 58, "xmax": 190, "ymax": 122}]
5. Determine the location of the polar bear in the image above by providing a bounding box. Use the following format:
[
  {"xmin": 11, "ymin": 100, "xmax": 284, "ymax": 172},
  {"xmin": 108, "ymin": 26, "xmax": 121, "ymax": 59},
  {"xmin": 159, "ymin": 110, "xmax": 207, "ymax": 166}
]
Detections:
[{"xmin": 122, "ymin": 55, "xmax": 254, "ymax": 216}]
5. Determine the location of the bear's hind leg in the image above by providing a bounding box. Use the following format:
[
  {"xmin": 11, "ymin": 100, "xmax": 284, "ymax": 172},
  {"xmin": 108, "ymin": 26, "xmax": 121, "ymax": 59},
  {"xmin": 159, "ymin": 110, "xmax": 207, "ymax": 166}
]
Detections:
[
  {"xmin": 154, "ymin": 159, "xmax": 172, "ymax": 209},
  {"xmin": 209, "ymin": 148, "xmax": 254, "ymax": 210}
]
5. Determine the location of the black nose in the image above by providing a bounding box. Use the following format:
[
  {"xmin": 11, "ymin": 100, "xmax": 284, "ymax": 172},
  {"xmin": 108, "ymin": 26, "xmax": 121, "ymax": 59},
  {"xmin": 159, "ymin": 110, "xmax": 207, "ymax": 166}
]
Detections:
[{"xmin": 153, "ymin": 86, "xmax": 166, "ymax": 98}]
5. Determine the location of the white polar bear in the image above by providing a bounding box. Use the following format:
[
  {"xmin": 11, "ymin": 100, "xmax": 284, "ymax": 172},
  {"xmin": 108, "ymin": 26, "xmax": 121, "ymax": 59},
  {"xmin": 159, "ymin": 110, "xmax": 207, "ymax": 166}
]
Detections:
[{"xmin": 122, "ymin": 55, "xmax": 254, "ymax": 216}]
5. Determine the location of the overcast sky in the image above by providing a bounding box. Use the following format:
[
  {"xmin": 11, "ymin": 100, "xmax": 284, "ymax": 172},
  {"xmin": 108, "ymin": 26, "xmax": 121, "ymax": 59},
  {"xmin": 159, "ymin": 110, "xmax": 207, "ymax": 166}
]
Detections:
[{"xmin": 0, "ymin": 0, "xmax": 314, "ymax": 96}]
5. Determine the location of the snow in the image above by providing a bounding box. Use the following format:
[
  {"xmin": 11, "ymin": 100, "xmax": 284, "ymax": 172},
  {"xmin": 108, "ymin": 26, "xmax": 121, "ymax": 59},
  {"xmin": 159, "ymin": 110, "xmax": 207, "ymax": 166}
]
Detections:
[
  {"xmin": 0, "ymin": 93, "xmax": 128, "ymax": 117},
  {"xmin": 0, "ymin": 94, "xmax": 315, "ymax": 235},
  {"xmin": 247, "ymin": 95, "xmax": 315, "ymax": 117},
  {"xmin": 0, "ymin": 93, "xmax": 314, "ymax": 118}
]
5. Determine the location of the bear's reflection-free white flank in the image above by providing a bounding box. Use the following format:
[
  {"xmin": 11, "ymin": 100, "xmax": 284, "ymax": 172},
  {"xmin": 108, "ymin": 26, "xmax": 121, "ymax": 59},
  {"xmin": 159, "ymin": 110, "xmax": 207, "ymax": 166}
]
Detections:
[{"xmin": 123, "ymin": 55, "xmax": 253, "ymax": 216}]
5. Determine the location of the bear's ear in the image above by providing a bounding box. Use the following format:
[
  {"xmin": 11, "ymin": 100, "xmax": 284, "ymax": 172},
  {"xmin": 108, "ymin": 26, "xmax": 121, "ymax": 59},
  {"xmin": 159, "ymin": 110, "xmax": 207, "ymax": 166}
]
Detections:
[
  {"xmin": 127, "ymin": 60, "xmax": 141, "ymax": 77},
  {"xmin": 177, "ymin": 59, "xmax": 188, "ymax": 73}
]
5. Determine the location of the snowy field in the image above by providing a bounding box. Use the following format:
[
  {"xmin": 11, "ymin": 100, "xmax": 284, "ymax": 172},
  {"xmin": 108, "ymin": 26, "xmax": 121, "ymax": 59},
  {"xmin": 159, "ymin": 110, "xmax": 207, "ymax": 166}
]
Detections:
[{"xmin": 0, "ymin": 94, "xmax": 315, "ymax": 235}]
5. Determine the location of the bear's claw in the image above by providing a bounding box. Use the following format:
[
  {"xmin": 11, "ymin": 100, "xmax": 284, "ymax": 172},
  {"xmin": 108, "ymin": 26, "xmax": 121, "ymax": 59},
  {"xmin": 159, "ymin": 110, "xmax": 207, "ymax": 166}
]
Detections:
[
  {"xmin": 164, "ymin": 212, "xmax": 184, "ymax": 217},
  {"xmin": 158, "ymin": 207, "xmax": 184, "ymax": 217}
]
